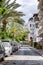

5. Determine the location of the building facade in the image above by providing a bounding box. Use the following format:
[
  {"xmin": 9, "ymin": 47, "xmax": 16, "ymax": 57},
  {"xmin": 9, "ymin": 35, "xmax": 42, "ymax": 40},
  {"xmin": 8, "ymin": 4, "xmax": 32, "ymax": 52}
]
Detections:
[
  {"xmin": 38, "ymin": 0, "xmax": 43, "ymax": 48},
  {"xmin": 28, "ymin": 17, "xmax": 36, "ymax": 42},
  {"xmin": 33, "ymin": 14, "xmax": 40, "ymax": 42}
]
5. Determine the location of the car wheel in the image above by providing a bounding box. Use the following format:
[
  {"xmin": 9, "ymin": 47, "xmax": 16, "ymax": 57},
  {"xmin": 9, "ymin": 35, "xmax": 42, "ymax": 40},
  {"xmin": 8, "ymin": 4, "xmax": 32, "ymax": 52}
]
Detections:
[
  {"xmin": 11, "ymin": 53, "xmax": 13, "ymax": 55},
  {"xmin": 1, "ymin": 58, "xmax": 4, "ymax": 61}
]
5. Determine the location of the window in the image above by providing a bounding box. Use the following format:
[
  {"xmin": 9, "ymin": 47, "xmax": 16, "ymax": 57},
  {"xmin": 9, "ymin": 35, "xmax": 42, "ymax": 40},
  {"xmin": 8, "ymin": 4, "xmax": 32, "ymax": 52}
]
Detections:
[
  {"xmin": 36, "ymin": 23, "xmax": 38, "ymax": 28},
  {"xmin": 30, "ymin": 24, "xmax": 31, "ymax": 27},
  {"xmin": 33, "ymin": 24, "xmax": 34, "ymax": 27},
  {"xmin": 30, "ymin": 32, "xmax": 34, "ymax": 35},
  {"xmin": 30, "ymin": 37, "xmax": 33, "ymax": 40}
]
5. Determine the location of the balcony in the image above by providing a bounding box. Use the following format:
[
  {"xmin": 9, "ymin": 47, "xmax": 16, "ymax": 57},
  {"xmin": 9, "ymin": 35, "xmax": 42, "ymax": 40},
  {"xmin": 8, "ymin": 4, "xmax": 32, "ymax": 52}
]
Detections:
[
  {"xmin": 38, "ymin": 3, "xmax": 43, "ymax": 9},
  {"xmin": 39, "ymin": 33, "xmax": 43, "ymax": 37},
  {"xmin": 38, "ymin": 27, "xmax": 43, "ymax": 37},
  {"xmin": 39, "ymin": 38, "xmax": 43, "ymax": 45},
  {"xmin": 38, "ymin": 25, "xmax": 42, "ymax": 30},
  {"xmin": 34, "ymin": 17, "xmax": 39, "ymax": 21},
  {"xmin": 38, "ymin": 11, "xmax": 43, "ymax": 20},
  {"xmin": 40, "ymin": 22, "xmax": 43, "ymax": 27},
  {"xmin": 35, "ymin": 20, "xmax": 39, "ymax": 23},
  {"xmin": 38, "ymin": 10, "xmax": 43, "ymax": 16}
]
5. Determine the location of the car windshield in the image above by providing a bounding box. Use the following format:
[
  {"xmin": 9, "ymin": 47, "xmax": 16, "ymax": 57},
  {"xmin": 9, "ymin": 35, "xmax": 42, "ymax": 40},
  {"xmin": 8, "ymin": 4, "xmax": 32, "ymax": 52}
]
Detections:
[{"xmin": 2, "ymin": 42, "xmax": 11, "ymax": 47}]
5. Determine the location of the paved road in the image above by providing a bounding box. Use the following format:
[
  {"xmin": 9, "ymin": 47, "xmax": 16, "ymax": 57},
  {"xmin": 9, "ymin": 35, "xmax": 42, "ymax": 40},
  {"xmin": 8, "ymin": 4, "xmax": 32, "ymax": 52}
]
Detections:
[{"xmin": 1, "ymin": 45, "xmax": 43, "ymax": 65}]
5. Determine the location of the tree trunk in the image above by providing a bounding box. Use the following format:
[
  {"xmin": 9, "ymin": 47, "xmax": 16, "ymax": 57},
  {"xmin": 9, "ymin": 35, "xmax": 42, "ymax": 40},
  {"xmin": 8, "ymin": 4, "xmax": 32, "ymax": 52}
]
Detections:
[{"xmin": 2, "ymin": 18, "xmax": 7, "ymax": 31}]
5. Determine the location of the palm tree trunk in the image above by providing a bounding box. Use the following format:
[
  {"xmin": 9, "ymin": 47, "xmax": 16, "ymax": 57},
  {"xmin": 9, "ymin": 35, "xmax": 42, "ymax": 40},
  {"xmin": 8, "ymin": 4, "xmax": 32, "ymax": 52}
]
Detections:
[
  {"xmin": 1, "ymin": 18, "xmax": 7, "ymax": 39},
  {"xmin": 2, "ymin": 18, "xmax": 7, "ymax": 31}
]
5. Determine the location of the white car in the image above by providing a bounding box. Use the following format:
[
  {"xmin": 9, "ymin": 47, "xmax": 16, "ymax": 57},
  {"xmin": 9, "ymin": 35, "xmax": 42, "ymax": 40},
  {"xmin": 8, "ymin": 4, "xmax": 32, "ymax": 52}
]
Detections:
[
  {"xmin": 2, "ymin": 41, "xmax": 12, "ymax": 56},
  {"xmin": 0, "ymin": 44, "xmax": 5, "ymax": 61}
]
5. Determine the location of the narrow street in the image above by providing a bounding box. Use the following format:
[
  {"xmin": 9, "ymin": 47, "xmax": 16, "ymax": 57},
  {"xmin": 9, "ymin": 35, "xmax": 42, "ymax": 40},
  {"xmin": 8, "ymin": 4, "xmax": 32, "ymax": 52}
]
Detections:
[
  {"xmin": 0, "ymin": 0, "xmax": 43, "ymax": 65},
  {"xmin": 1, "ymin": 45, "xmax": 43, "ymax": 65}
]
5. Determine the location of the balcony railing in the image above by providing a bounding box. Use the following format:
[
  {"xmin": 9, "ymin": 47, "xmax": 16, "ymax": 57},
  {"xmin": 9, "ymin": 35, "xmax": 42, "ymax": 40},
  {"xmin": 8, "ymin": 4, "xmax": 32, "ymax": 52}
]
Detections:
[
  {"xmin": 38, "ymin": 25, "xmax": 42, "ymax": 30},
  {"xmin": 38, "ymin": 4, "xmax": 43, "ymax": 9},
  {"xmin": 38, "ymin": 11, "xmax": 43, "ymax": 16},
  {"xmin": 39, "ymin": 39, "xmax": 43, "ymax": 45},
  {"xmin": 38, "ymin": 27, "xmax": 43, "ymax": 37}
]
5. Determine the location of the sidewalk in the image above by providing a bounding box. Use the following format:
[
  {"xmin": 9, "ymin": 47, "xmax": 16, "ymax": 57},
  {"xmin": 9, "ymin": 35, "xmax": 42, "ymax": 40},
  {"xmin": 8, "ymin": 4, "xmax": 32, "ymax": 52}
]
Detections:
[{"xmin": 31, "ymin": 47, "xmax": 43, "ymax": 56}]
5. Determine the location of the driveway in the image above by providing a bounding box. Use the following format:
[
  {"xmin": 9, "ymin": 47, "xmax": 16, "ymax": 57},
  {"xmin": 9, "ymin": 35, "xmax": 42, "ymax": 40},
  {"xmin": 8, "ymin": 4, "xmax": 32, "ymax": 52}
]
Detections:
[{"xmin": 1, "ymin": 45, "xmax": 43, "ymax": 65}]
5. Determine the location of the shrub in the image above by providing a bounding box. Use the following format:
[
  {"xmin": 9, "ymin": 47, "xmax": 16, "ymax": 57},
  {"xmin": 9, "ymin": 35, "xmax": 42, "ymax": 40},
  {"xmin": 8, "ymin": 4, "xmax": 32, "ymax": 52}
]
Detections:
[
  {"xmin": 34, "ymin": 42, "xmax": 38, "ymax": 48},
  {"xmin": 36, "ymin": 44, "xmax": 42, "ymax": 49},
  {"xmin": 22, "ymin": 41, "xmax": 30, "ymax": 45}
]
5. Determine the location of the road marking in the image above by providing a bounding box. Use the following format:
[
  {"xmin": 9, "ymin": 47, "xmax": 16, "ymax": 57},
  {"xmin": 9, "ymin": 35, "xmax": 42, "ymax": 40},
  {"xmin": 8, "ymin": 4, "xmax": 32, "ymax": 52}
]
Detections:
[
  {"xmin": 19, "ymin": 47, "xmax": 32, "ymax": 50},
  {"xmin": 19, "ymin": 49, "xmax": 31, "ymax": 51},
  {"xmin": 5, "ymin": 55, "xmax": 43, "ymax": 60}
]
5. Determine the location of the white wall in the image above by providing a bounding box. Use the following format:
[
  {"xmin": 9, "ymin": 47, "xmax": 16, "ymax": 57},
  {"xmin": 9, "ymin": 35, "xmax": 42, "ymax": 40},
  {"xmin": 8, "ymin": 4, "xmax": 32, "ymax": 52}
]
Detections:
[{"xmin": 28, "ymin": 20, "xmax": 36, "ymax": 41}]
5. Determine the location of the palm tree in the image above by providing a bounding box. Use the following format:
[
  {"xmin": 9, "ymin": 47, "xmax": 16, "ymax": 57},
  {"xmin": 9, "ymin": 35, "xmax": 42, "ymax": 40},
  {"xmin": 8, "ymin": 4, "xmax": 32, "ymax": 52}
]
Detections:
[
  {"xmin": 0, "ymin": 0, "xmax": 24, "ymax": 30},
  {"xmin": 0, "ymin": 0, "xmax": 25, "ymax": 39}
]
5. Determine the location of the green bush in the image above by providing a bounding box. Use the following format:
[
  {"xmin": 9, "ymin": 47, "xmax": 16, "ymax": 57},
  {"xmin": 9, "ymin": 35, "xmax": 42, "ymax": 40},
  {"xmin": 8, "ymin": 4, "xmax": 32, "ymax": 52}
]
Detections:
[
  {"xmin": 34, "ymin": 42, "xmax": 38, "ymax": 48},
  {"xmin": 36, "ymin": 44, "xmax": 42, "ymax": 49},
  {"xmin": 22, "ymin": 41, "xmax": 30, "ymax": 45},
  {"xmin": 34, "ymin": 42, "xmax": 42, "ymax": 49}
]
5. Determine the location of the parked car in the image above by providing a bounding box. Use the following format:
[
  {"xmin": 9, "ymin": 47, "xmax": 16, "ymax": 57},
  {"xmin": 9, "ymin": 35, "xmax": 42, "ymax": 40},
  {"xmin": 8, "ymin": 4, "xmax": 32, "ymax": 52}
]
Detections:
[
  {"xmin": 11, "ymin": 41, "xmax": 20, "ymax": 52},
  {"xmin": 20, "ymin": 41, "xmax": 23, "ymax": 47},
  {"xmin": 0, "ymin": 44, "xmax": 5, "ymax": 61},
  {"xmin": 2, "ymin": 41, "xmax": 12, "ymax": 56}
]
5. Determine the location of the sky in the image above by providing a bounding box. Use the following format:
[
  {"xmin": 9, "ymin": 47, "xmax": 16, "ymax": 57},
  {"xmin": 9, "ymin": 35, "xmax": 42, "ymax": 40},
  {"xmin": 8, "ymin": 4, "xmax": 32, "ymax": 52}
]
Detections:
[
  {"xmin": 16, "ymin": 0, "xmax": 39, "ymax": 24},
  {"xmin": 10, "ymin": 0, "xmax": 39, "ymax": 24}
]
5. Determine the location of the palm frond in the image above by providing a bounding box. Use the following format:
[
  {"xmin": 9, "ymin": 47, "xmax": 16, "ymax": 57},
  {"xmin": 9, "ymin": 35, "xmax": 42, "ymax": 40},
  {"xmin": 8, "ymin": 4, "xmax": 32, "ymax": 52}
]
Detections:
[
  {"xmin": 1, "ymin": 10, "xmax": 25, "ymax": 19},
  {"xmin": 14, "ymin": 17, "xmax": 25, "ymax": 25},
  {"xmin": 3, "ymin": 0, "xmax": 11, "ymax": 7},
  {"xmin": 0, "ymin": 0, "xmax": 25, "ymax": 25},
  {"xmin": 6, "ymin": 1, "xmax": 16, "ymax": 9},
  {"xmin": 12, "ymin": 3, "xmax": 21, "ymax": 9}
]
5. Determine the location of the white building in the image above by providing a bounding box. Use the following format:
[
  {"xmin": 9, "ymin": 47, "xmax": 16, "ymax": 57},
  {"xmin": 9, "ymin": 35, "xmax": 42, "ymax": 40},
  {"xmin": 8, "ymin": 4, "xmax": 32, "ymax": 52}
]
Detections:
[
  {"xmin": 33, "ymin": 14, "xmax": 41, "ymax": 43},
  {"xmin": 28, "ymin": 17, "xmax": 36, "ymax": 42}
]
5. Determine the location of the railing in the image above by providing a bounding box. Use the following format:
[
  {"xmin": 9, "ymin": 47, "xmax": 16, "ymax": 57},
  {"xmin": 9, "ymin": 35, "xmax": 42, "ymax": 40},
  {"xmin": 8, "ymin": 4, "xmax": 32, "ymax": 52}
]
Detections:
[{"xmin": 38, "ymin": 27, "xmax": 43, "ymax": 36}]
